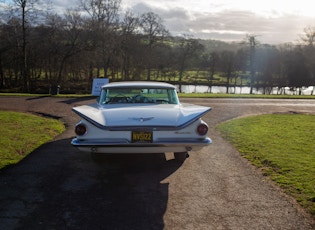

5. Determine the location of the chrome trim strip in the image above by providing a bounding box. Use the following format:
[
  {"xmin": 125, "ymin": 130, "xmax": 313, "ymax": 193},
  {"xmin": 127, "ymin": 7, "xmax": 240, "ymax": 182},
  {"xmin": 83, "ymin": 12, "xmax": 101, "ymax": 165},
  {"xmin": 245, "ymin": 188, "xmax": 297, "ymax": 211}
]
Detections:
[{"xmin": 71, "ymin": 137, "xmax": 212, "ymax": 147}]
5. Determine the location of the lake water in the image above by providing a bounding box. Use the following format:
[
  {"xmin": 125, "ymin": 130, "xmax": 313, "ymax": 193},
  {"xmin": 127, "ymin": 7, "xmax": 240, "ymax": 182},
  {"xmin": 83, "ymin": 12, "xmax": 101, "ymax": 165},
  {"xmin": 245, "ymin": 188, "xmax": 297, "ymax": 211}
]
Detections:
[{"xmin": 178, "ymin": 85, "xmax": 315, "ymax": 95}]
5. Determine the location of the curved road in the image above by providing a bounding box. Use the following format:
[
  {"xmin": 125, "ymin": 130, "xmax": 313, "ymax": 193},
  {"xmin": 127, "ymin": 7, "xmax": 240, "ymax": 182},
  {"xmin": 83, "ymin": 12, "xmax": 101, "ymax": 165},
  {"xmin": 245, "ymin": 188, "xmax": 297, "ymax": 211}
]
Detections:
[{"xmin": 0, "ymin": 97, "xmax": 314, "ymax": 229}]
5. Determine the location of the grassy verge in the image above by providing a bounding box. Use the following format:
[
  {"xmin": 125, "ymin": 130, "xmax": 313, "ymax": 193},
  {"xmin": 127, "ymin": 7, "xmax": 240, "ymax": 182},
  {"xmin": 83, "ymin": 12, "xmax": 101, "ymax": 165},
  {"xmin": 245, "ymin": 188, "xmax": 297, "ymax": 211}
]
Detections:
[
  {"xmin": 0, "ymin": 111, "xmax": 65, "ymax": 170},
  {"xmin": 217, "ymin": 114, "xmax": 315, "ymax": 216}
]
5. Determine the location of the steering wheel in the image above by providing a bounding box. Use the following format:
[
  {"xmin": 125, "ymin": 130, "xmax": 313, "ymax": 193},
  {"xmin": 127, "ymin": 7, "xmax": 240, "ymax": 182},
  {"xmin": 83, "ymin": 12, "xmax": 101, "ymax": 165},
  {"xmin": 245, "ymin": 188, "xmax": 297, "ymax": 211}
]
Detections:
[
  {"xmin": 133, "ymin": 94, "xmax": 145, "ymax": 103},
  {"xmin": 112, "ymin": 94, "xmax": 129, "ymax": 103}
]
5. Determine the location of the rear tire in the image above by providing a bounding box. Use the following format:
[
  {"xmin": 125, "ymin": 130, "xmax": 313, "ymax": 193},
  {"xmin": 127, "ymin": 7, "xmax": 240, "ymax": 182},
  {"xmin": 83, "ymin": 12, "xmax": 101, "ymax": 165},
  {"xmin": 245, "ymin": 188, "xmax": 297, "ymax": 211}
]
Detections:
[{"xmin": 174, "ymin": 152, "xmax": 189, "ymax": 162}]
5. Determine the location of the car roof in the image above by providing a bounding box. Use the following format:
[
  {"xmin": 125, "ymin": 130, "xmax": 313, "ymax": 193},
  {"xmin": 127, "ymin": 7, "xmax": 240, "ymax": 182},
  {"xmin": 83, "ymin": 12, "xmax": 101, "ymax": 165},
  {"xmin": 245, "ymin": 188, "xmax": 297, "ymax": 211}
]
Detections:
[{"xmin": 102, "ymin": 81, "xmax": 176, "ymax": 89}]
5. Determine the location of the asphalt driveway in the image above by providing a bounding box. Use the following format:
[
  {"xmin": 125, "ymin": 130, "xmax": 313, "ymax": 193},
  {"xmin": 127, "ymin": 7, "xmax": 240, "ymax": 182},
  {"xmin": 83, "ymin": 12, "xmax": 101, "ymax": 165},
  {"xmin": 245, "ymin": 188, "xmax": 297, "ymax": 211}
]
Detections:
[{"xmin": 0, "ymin": 96, "xmax": 314, "ymax": 229}]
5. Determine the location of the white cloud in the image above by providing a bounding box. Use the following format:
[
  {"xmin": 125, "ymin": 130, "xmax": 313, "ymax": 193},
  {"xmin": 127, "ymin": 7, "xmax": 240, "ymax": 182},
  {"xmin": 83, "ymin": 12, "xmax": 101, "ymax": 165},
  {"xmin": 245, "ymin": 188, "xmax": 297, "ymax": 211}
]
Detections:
[{"xmin": 50, "ymin": 0, "xmax": 80, "ymax": 12}]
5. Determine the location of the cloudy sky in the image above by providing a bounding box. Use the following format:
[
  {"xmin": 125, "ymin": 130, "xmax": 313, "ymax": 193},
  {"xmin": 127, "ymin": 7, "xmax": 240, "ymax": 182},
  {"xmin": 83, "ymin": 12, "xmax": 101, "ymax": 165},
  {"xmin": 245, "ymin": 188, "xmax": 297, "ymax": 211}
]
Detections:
[
  {"xmin": 119, "ymin": 0, "xmax": 315, "ymax": 44},
  {"xmin": 32, "ymin": 0, "xmax": 315, "ymax": 44}
]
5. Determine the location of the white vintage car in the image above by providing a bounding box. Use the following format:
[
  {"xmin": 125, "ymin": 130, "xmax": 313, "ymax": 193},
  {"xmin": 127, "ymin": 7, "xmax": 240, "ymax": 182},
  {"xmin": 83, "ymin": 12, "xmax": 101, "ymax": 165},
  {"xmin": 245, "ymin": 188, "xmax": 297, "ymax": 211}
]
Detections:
[{"xmin": 71, "ymin": 81, "xmax": 211, "ymax": 160}]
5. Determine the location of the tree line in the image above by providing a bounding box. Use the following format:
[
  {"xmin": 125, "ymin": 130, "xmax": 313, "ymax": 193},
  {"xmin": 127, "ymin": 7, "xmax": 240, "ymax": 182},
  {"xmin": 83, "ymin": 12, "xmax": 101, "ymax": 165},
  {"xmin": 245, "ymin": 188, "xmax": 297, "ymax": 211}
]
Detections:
[{"xmin": 0, "ymin": 0, "xmax": 314, "ymax": 94}]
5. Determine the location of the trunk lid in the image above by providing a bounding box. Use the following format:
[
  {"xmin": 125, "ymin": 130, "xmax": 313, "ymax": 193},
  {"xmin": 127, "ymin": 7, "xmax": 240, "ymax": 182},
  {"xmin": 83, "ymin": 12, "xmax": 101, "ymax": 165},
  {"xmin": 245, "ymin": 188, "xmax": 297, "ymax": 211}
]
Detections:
[{"xmin": 73, "ymin": 103, "xmax": 211, "ymax": 129}]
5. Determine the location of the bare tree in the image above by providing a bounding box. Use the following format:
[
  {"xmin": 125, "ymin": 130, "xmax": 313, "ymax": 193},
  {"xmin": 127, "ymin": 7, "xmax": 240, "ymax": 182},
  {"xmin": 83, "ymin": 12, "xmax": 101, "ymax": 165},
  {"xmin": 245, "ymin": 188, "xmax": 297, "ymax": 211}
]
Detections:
[
  {"xmin": 234, "ymin": 48, "xmax": 248, "ymax": 93},
  {"xmin": 120, "ymin": 11, "xmax": 140, "ymax": 80},
  {"xmin": 140, "ymin": 12, "xmax": 168, "ymax": 80},
  {"xmin": 207, "ymin": 51, "xmax": 219, "ymax": 93},
  {"xmin": 57, "ymin": 10, "xmax": 85, "ymax": 84},
  {"xmin": 300, "ymin": 26, "xmax": 315, "ymax": 47},
  {"xmin": 174, "ymin": 35, "xmax": 204, "ymax": 91},
  {"xmin": 80, "ymin": 0, "xmax": 121, "ymax": 25},
  {"xmin": 219, "ymin": 51, "xmax": 236, "ymax": 93},
  {"xmin": 286, "ymin": 46, "xmax": 311, "ymax": 95},
  {"xmin": 253, "ymin": 45, "xmax": 281, "ymax": 94},
  {"xmin": 14, "ymin": 0, "xmax": 29, "ymax": 91},
  {"xmin": 80, "ymin": 0, "xmax": 121, "ymax": 79},
  {"xmin": 10, "ymin": 0, "xmax": 44, "ymax": 92},
  {"xmin": 244, "ymin": 34, "xmax": 259, "ymax": 94},
  {"xmin": 300, "ymin": 26, "xmax": 315, "ymax": 94}
]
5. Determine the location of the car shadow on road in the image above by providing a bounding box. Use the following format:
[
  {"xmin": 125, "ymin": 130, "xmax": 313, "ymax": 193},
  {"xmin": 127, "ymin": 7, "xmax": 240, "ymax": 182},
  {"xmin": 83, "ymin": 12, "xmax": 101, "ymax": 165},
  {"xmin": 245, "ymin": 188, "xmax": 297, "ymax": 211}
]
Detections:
[{"xmin": 1, "ymin": 138, "xmax": 183, "ymax": 229}]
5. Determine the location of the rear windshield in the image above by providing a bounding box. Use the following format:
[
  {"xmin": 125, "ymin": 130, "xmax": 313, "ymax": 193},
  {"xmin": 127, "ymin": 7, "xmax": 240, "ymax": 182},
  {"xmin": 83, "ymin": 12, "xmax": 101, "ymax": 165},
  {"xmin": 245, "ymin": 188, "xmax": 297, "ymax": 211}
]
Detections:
[{"xmin": 99, "ymin": 87, "xmax": 179, "ymax": 104}]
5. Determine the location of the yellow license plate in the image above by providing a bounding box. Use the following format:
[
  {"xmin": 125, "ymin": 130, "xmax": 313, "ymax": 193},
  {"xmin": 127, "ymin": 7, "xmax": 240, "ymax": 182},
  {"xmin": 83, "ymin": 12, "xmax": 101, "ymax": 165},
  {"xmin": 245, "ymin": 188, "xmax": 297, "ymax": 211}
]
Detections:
[{"xmin": 132, "ymin": 131, "xmax": 153, "ymax": 143}]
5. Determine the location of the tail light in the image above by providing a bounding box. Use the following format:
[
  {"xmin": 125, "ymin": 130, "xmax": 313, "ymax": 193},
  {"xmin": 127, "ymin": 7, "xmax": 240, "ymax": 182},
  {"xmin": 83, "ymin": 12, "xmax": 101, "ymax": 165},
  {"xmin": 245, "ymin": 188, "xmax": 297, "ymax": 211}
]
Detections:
[
  {"xmin": 196, "ymin": 123, "xmax": 208, "ymax": 136},
  {"xmin": 75, "ymin": 123, "xmax": 87, "ymax": 136}
]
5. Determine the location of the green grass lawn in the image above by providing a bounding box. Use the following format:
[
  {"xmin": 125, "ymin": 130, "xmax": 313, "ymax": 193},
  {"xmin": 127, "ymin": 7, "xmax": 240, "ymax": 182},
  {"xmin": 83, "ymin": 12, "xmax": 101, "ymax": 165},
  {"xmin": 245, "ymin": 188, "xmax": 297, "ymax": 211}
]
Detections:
[
  {"xmin": 217, "ymin": 114, "xmax": 315, "ymax": 216},
  {"xmin": 0, "ymin": 111, "xmax": 65, "ymax": 170}
]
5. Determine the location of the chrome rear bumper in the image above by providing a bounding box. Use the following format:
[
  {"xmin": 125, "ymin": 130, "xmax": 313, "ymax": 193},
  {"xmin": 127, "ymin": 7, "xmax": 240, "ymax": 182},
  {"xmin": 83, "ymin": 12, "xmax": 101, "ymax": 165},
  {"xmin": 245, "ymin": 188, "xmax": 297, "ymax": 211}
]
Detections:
[{"xmin": 71, "ymin": 137, "xmax": 212, "ymax": 153}]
